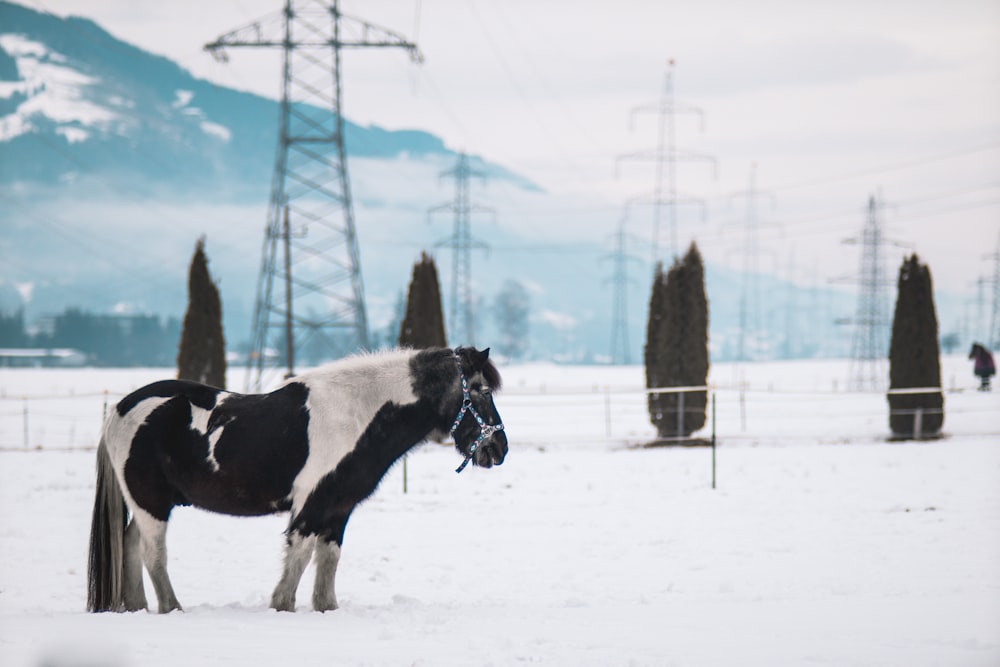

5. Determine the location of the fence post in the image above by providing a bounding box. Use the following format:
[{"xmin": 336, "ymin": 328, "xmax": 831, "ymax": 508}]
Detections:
[
  {"xmin": 23, "ymin": 397, "xmax": 29, "ymax": 450},
  {"xmin": 711, "ymin": 392, "xmax": 717, "ymax": 490},
  {"xmin": 676, "ymin": 391, "xmax": 685, "ymax": 440},
  {"xmin": 739, "ymin": 382, "xmax": 747, "ymax": 432},
  {"xmin": 604, "ymin": 386, "xmax": 612, "ymax": 438}
]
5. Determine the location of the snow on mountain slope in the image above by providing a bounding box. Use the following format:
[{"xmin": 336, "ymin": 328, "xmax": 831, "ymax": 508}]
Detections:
[{"xmin": 0, "ymin": 33, "xmax": 119, "ymax": 141}]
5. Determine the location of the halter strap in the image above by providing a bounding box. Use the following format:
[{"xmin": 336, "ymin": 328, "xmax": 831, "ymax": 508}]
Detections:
[{"xmin": 450, "ymin": 353, "xmax": 504, "ymax": 473}]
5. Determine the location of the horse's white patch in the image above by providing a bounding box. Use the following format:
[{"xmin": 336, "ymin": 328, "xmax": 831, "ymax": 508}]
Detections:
[
  {"xmin": 104, "ymin": 396, "xmax": 169, "ymax": 472},
  {"xmin": 289, "ymin": 349, "xmax": 421, "ymax": 512},
  {"xmin": 102, "ymin": 395, "xmax": 172, "ymax": 522},
  {"xmin": 189, "ymin": 404, "xmax": 213, "ymax": 436},
  {"xmin": 189, "ymin": 394, "xmax": 230, "ymax": 472}
]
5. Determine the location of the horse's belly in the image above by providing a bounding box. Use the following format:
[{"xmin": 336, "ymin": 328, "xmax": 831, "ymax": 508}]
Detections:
[{"xmin": 178, "ymin": 471, "xmax": 293, "ymax": 517}]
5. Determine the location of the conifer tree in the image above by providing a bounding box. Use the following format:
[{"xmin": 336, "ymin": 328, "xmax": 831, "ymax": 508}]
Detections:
[
  {"xmin": 177, "ymin": 237, "xmax": 227, "ymax": 388},
  {"xmin": 645, "ymin": 262, "xmax": 667, "ymax": 435},
  {"xmin": 645, "ymin": 243, "xmax": 709, "ymax": 439},
  {"xmin": 888, "ymin": 254, "xmax": 943, "ymax": 437},
  {"xmin": 398, "ymin": 252, "xmax": 447, "ymax": 349}
]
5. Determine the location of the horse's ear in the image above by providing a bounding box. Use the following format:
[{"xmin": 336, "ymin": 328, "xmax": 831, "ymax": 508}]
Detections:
[{"xmin": 472, "ymin": 348, "xmax": 490, "ymax": 371}]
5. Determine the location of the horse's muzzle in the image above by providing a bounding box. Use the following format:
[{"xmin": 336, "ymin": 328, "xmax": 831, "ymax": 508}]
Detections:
[{"xmin": 474, "ymin": 430, "xmax": 508, "ymax": 468}]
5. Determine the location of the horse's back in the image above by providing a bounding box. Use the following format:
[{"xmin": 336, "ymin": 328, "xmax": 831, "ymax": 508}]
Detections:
[{"xmin": 116, "ymin": 379, "xmax": 222, "ymax": 418}]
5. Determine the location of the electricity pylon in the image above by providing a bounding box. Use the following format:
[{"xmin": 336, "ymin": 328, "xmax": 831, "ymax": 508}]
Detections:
[
  {"xmin": 984, "ymin": 232, "xmax": 1000, "ymax": 348},
  {"xmin": 842, "ymin": 194, "xmax": 903, "ymax": 391},
  {"xmin": 428, "ymin": 152, "xmax": 494, "ymax": 346},
  {"xmin": 205, "ymin": 0, "xmax": 421, "ymax": 390},
  {"xmin": 729, "ymin": 163, "xmax": 778, "ymax": 362},
  {"xmin": 605, "ymin": 206, "xmax": 643, "ymax": 364},
  {"xmin": 617, "ymin": 59, "xmax": 715, "ymax": 264},
  {"xmin": 782, "ymin": 246, "xmax": 800, "ymax": 359}
]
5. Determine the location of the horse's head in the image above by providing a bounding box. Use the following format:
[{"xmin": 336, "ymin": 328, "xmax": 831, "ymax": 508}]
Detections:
[{"xmin": 450, "ymin": 347, "xmax": 507, "ymax": 472}]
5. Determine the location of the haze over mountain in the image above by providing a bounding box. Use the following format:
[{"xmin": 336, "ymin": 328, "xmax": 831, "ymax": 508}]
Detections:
[{"xmin": 4, "ymin": 0, "xmax": 956, "ymax": 365}]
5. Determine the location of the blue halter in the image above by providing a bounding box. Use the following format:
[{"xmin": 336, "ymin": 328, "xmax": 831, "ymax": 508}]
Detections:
[{"xmin": 450, "ymin": 356, "xmax": 504, "ymax": 474}]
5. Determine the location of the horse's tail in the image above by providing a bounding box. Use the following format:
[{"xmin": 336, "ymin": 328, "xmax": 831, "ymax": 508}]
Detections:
[{"xmin": 87, "ymin": 434, "xmax": 127, "ymax": 612}]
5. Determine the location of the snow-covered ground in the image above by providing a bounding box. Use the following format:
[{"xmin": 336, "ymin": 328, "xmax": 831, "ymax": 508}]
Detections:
[{"xmin": 1, "ymin": 355, "xmax": 998, "ymax": 666}]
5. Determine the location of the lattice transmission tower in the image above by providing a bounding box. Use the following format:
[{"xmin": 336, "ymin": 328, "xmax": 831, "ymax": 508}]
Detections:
[
  {"xmin": 617, "ymin": 59, "xmax": 715, "ymax": 264},
  {"xmin": 984, "ymin": 232, "xmax": 1000, "ymax": 349},
  {"xmin": 729, "ymin": 163, "xmax": 777, "ymax": 362},
  {"xmin": 843, "ymin": 194, "xmax": 900, "ymax": 390},
  {"xmin": 428, "ymin": 152, "xmax": 494, "ymax": 347},
  {"xmin": 206, "ymin": 0, "xmax": 421, "ymax": 390},
  {"xmin": 605, "ymin": 207, "xmax": 642, "ymax": 365}
]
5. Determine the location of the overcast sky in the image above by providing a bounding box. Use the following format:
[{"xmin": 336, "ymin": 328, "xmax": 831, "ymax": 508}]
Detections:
[{"xmin": 20, "ymin": 0, "xmax": 1000, "ymax": 315}]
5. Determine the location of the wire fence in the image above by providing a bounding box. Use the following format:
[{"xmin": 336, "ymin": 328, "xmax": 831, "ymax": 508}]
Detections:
[{"xmin": 3, "ymin": 379, "xmax": 996, "ymax": 453}]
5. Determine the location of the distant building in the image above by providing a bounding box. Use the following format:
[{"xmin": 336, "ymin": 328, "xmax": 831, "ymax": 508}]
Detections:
[{"xmin": 0, "ymin": 348, "xmax": 87, "ymax": 368}]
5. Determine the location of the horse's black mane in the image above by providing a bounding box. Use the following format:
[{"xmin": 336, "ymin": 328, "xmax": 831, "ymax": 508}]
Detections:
[{"xmin": 482, "ymin": 357, "xmax": 502, "ymax": 390}]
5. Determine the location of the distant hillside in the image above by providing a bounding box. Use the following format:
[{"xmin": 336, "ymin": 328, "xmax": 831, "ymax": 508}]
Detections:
[{"xmin": 0, "ymin": 1, "xmax": 531, "ymax": 198}]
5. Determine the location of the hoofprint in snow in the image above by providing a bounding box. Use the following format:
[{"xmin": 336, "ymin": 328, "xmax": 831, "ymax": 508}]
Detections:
[{"xmin": 1, "ymin": 355, "xmax": 998, "ymax": 666}]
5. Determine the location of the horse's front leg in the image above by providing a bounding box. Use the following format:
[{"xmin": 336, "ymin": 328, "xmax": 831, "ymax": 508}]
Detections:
[
  {"xmin": 312, "ymin": 539, "xmax": 341, "ymax": 612},
  {"xmin": 270, "ymin": 532, "xmax": 315, "ymax": 612}
]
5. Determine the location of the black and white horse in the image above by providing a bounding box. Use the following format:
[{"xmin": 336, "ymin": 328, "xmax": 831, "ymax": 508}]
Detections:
[{"xmin": 87, "ymin": 346, "xmax": 506, "ymax": 613}]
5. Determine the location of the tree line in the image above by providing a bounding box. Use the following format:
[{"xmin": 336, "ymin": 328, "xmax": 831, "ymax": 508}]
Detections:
[
  {"xmin": 0, "ymin": 307, "xmax": 182, "ymax": 366},
  {"xmin": 0, "ymin": 237, "xmax": 222, "ymax": 372}
]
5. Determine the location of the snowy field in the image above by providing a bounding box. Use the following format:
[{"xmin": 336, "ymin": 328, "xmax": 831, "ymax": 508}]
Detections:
[{"xmin": 1, "ymin": 355, "xmax": 998, "ymax": 666}]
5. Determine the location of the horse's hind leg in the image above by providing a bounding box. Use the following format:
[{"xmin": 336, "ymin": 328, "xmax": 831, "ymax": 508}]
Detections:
[
  {"xmin": 134, "ymin": 513, "xmax": 182, "ymax": 613},
  {"xmin": 270, "ymin": 532, "xmax": 316, "ymax": 612},
  {"xmin": 312, "ymin": 539, "xmax": 341, "ymax": 612},
  {"xmin": 122, "ymin": 519, "xmax": 148, "ymax": 611}
]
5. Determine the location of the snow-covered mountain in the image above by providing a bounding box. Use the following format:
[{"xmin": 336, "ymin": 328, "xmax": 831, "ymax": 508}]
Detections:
[{"xmin": 0, "ymin": 1, "xmax": 496, "ymax": 195}]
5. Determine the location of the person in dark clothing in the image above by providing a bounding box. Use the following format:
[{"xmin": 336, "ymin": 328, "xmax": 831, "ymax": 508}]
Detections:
[{"xmin": 969, "ymin": 343, "xmax": 996, "ymax": 391}]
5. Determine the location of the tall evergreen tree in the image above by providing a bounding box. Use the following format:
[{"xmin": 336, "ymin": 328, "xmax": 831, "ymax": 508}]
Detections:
[
  {"xmin": 645, "ymin": 243, "xmax": 709, "ymax": 439},
  {"xmin": 177, "ymin": 237, "xmax": 227, "ymax": 388},
  {"xmin": 888, "ymin": 254, "xmax": 943, "ymax": 437},
  {"xmin": 645, "ymin": 261, "xmax": 667, "ymax": 434},
  {"xmin": 398, "ymin": 252, "xmax": 447, "ymax": 349}
]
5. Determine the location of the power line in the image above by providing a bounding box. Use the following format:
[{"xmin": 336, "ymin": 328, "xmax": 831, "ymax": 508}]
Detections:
[
  {"xmin": 768, "ymin": 141, "xmax": 1000, "ymax": 192},
  {"xmin": 462, "ymin": 0, "xmax": 591, "ymax": 185}
]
